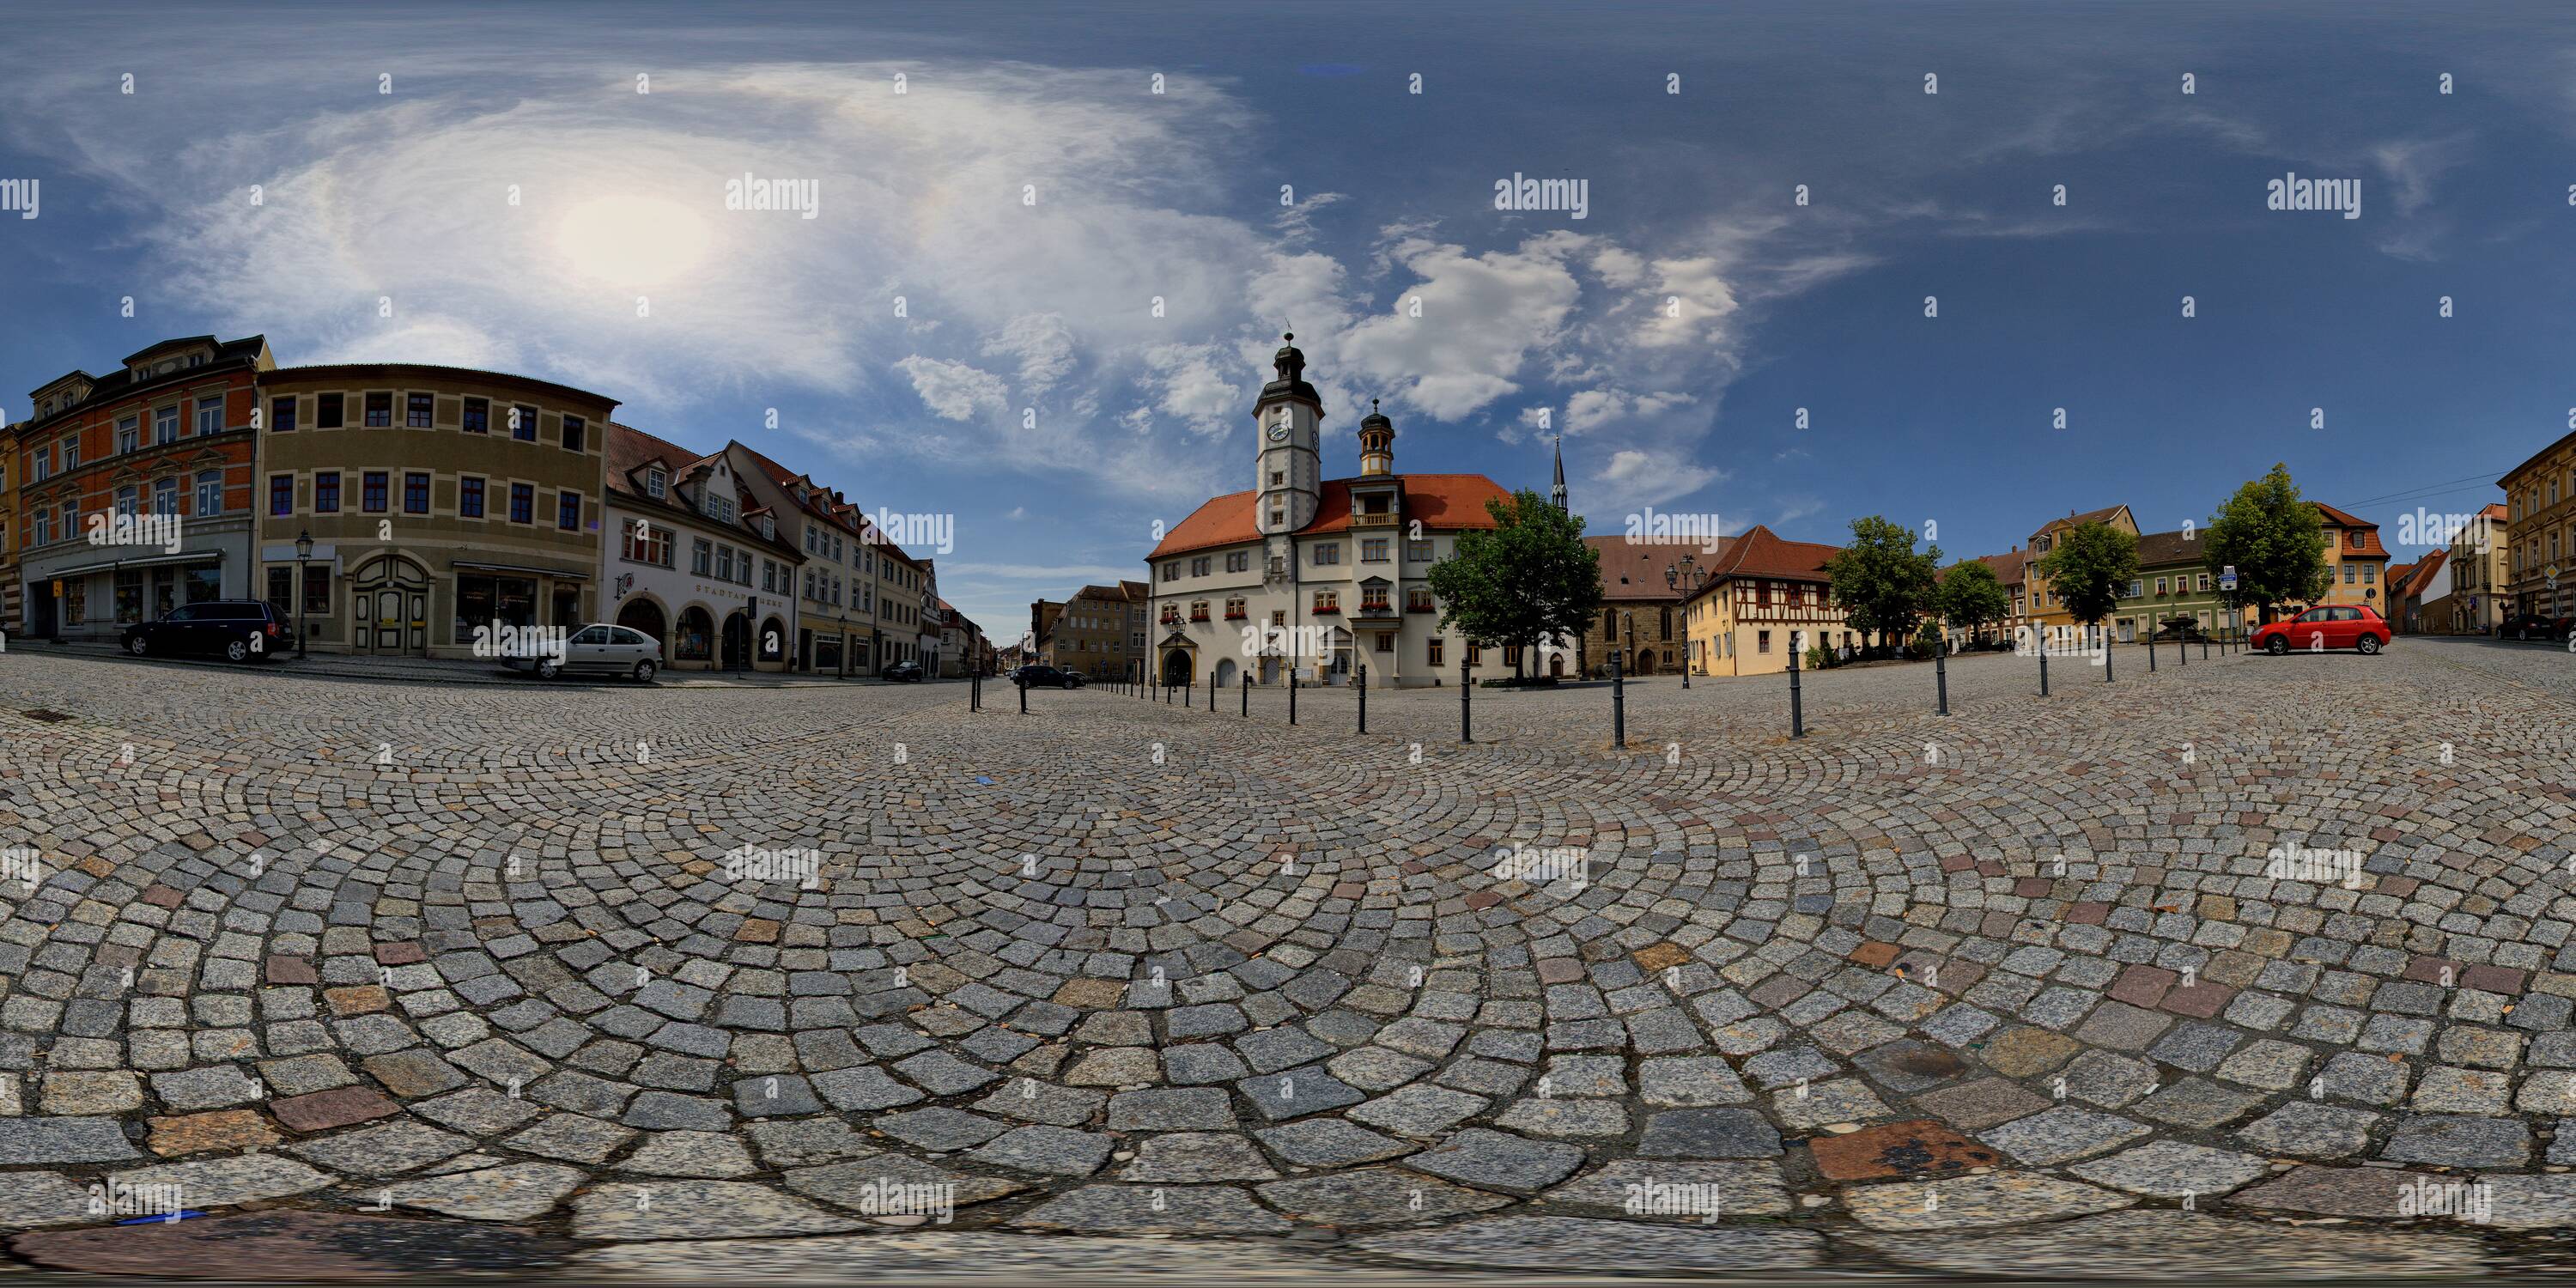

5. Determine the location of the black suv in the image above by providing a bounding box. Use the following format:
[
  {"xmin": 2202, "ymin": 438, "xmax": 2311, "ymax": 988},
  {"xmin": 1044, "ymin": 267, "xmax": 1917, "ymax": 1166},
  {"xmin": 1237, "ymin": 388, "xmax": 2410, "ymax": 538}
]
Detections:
[
  {"xmin": 122, "ymin": 600, "xmax": 289, "ymax": 663},
  {"xmin": 882, "ymin": 659, "xmax": 927, "ymax": 683},
  {"xmin": 1014, "ymin": 665, "xmax": 1084, "ymax": 690},
  {"xmin": 2504, "ymin": 611, "xmax": 2573, "ymax": 642}
]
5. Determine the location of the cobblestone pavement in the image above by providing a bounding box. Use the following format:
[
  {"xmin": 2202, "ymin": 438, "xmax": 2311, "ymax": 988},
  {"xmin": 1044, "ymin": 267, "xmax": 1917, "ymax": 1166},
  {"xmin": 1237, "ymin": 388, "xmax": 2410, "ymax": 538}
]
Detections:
[{"xmin": 0, "ymin": 636, "xmax": 2571, "ymax": 1280}]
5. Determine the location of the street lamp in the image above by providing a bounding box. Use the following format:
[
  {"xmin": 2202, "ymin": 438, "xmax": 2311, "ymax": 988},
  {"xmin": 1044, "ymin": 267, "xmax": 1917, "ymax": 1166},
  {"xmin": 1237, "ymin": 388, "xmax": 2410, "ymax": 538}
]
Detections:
[
  {"xmin": 1664, "ymin": 556, "xmax": 1706, "ymax": 688},
  {"xmin": 293, "ymin": 529, "xmax": 313, "ymax": 659}
]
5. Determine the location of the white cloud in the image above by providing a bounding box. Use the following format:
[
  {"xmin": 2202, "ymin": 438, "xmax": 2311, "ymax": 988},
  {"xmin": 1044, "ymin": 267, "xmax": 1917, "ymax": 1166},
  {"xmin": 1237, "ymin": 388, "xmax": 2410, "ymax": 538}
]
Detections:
[
  {"xmin": 1591, "ymin": 447, "xmax": 1724, "ymax": 513},
  {"xmin": 981, "ymin": 313, "xmax": 1078, "ymax": 393},
  {"xmin": 895, "ymin": 355, "xmax": 1009, "ymax": 421},
  {"xmin": 1338, "ymin": 232, "xmax": 1586, "ymax": 420}
]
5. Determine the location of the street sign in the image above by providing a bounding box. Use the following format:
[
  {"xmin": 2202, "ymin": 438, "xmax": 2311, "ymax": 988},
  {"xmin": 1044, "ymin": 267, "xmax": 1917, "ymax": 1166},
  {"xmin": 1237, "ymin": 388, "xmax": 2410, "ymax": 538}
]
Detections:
[{"xmin": 2219, "ymin": 566, "xmax": 2238, "ymax": 592}]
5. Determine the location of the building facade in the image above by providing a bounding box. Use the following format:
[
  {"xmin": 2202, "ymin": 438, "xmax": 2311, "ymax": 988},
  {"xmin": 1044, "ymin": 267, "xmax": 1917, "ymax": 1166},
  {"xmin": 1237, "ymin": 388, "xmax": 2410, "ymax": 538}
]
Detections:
[
  {"xmin": 2306, "ymin": 502, "xmax": 2391, "ymax": 616},
  {"xmin": 601, "ymin": 424, "xmax": 800, "ymax": 672},
  {"xmin": 2446, "ymin": 503, "xmax": 2509, "ymax": 633},
  {"xmin": 730, "ymin": 446, "xmax": 898, "ymax": 676},
  {"xmin": 0, "ymin": 419, "xmax": 19, "ymax": 638},
  {"xmin": 18, "ymin": 336, "xmax": 274, "ymax": 642},
  {"xmin": 1676, "ymin": 526, "xmax": 1849, "ymax": 677},
  {"xmin": 254, "ymin": 364, "xmax": 612, "ymax": 658},
  {"xmin": 1145, "ymin": 336, "xmax": 1522, "ymax": 690},
  {"xmin": 2503, "ymin": 435, "xmax": 2576, "ymax": 623},
  {"xmin": 1966, "ymin": 548, "xmax": 2028, "ymax": 645},
  {"xmin": 2025, "ymin": 504, "xmax": 2138, "ymax": 646},
  {"xmin": 2107, "ymin": 529, "xmax": 2230, "ymax": 642},
  {"xmin": 1579, "ymin": 538, "xmax": 1704, "ymax": 677},
  {"xmin": 1048, "ymin": 582, "xmax": 1146, "ymax": 681}
]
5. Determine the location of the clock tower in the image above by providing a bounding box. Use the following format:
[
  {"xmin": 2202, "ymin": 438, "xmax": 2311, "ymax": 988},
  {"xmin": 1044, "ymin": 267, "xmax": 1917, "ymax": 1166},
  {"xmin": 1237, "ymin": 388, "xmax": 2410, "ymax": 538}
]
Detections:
[{"xmin": 1255, "ymin": 333, "xmax": 1323, "ymax": 579}]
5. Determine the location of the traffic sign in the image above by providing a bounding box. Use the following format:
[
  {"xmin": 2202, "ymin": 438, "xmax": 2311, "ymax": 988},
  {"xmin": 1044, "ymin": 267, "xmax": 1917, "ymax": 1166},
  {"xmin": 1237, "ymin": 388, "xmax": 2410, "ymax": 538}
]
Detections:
[{"xmin": 2219, "ymin": 565, "xmax": 2238, "ymax": 592}]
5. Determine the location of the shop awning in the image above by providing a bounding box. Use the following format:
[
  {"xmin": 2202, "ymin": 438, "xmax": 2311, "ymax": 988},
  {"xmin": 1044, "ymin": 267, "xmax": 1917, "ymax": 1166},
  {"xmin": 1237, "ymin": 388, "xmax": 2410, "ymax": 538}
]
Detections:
[{"xmin": 39, "ymin": 548, "xmax": 222, "ymax": 580}]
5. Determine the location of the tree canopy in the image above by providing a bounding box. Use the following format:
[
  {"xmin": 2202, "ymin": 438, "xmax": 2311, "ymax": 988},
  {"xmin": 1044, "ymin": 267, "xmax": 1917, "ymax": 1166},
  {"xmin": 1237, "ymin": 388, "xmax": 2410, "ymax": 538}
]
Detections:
[
  {"xmin": 2202, "ymin": 463, "xmax": 2330, "ymax": 624},
  {"xmin": 1824, "ymin": 516, "xmax": 1942, "ymax": 653},
  {"xmin": 2034, "ymin": 521, "xmax": 2140, "ymax": 628},
  {"xmin": 1425, "ymin": 489, "xmax": 1602, "ymax": 680},
  {"xmin": 1935, "ymin": 558, "xmax": 2012, "ymax": 636}
]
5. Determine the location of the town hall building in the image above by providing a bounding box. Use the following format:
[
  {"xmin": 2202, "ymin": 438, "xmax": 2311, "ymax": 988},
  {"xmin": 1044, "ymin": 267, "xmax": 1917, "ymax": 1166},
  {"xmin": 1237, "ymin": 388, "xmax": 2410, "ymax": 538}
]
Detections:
[{"xmin": 1145, "ymin": 335, "xmax": 1556, "ymax": 690}]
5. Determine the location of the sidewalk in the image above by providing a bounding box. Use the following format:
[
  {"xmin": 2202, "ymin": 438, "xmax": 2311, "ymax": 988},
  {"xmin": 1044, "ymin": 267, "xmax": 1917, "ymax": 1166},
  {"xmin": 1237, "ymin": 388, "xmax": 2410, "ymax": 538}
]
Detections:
[{"xmin": 9, "ymin": 639, "xmax": 946, "ymax": 689}]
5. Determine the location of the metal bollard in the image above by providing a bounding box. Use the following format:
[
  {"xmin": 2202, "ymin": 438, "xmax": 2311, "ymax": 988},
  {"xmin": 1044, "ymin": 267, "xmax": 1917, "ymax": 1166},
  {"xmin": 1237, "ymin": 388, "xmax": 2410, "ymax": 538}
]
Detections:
[
  {"xmin": 2039, "ymin": 634, "xmax": 2050, "ymax": 696},
  {"xmin": 1018, "ymin": 677, "xmax": 1028, "ymax": 714},
  {"xmin": 2201, "ymin": 630, "xmax": 2208, "ymax": 662},
  {"xmin": 1242, "ymin": 672, "xmax": 1249, "ymax": 717},
  {"xmin": 2148, "ymin": 630, "xmax": 2157, "ymax": 672},
  {"xmin": 1935, "ymin": 635, "xmax": 1949, "ymax": 715},
  {"xmin": 1209, "ymin": 668, "xmax": 1217, "ymax": 711},
  {"xmin": 1612, "ymin": 651, "xmax": 1625, "ymax": 749},
  {"xmin": 2102, "ymin": 626, "xmax": 2114, "ymax": 683},
  {"xmin": 1358, "ymin": 663, "xmax": 1368, "ymax": 735},
  {"xmin": 1289, "ymin": 671, "xmax": 1297, "ymax": 726},
  {"xmin": 1460, "ymin": 656, "xmax": 1472, "ymax": 742},
  {"xmin": 1788, "ymin": 631, "xmax": 1805, "ymax": 738}
]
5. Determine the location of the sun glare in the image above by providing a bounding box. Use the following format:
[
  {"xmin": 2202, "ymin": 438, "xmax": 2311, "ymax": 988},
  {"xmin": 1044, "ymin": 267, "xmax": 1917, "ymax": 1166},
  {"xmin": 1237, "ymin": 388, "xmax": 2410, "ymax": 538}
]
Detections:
[{"xmin": 554, "ymin": 195, "xmax": 714, "ymax": 287}]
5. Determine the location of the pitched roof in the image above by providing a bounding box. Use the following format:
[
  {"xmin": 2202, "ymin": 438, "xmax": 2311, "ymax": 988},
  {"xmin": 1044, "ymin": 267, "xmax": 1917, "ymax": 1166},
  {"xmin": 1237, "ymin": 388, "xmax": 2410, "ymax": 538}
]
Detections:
[
  {"xmin": 2400, "ymin": 549, "xmax": 2449, "ymax": 599},
  {"xmin": 729, "ymin": 440, "xmax": 923, "ymax": 567},
  {"xmin": 1675, "ymin": 526, "xmax": 1841, "ymax": 609},
  {"xmin": 1972, "ymin": 550, "xmax": 2027, "ymax": 586},
  {"xmin": 2311, "ymin": 501, "xmax": 2389, "ymax": 557},
  {"xmin": 604, "ymin": 423, "xmax": 799, "ymax": 558},
  {"xmin": 2480, "ymin": 502, "xmax": 2508, "ymax": 522},
  {"xmin": 1587, "ymin": 535, "xmax": 1729, "ymax": 603},
  {"xmin": 2033, "ymin": 503, "xmax": 2128, "ymax": 537},
  {"xmin": 1146, "ymin": 474, "xmax": 1514, "ymax": 560},
  {"xmin": 2133, "ymin": 529, "xmax": 2205, "ymax": 568}
]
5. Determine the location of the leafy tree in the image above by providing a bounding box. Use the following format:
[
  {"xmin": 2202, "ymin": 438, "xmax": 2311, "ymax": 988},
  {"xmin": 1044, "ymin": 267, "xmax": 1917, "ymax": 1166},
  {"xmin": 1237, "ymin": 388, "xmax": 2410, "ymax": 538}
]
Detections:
[
  {"xmin": 2032, "ymin": 521, "xmax": 2140, "ymax": 636},
  {"xmin": 2202, "ymin": 463, "xmax": 2330, "ymax": 625},
  {"xmin": 1426, "ymin": 489, "xmax": 1602, "ymax": 683},
  {"xmin": 1824, "ymin": 516, "xmax": 1941, "ymax": 656},
  {"xmin": 1935, "ymin": 559, "xmax": 2011, "ymax": 642}
]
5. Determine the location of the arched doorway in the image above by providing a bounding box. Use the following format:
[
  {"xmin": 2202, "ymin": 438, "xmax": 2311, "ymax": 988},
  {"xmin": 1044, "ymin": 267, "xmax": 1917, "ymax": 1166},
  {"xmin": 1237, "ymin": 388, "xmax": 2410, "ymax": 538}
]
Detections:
[
  {"xmin": 721, "ymin": 611, "xmax": 751, "ymax": 671},
  {"xmin": 349, "ymin": 552, "xmax": 431, "ymax": 656},
  {"xmin": 1214, "ymin": 658, "xmax": 1237, "ymax": 689},
  {"xmin": 675, "ymin": 606, "xmax": 715, "ymax": 665},
  {"xmin": 1325, "ymin": 626, "xmax": 1352, "ymax": 684},
  {"xmin": 1549, "ymin": 653, "xmax": 1564, "ymax": 678},
  {"xmin": 1632, "ymin": 649, "xmax": 1658, "ymax": 676},
  {"xmin": 760, "ymin": 617, "xmax": 790, "ymax": 669},
  {"xmin": 616, "ymin": 598, "xmax": 669, "ymax": 659},
  {"xmin": 1161, "ymin": 648, "xmax": 1194, "ymax": 685}
]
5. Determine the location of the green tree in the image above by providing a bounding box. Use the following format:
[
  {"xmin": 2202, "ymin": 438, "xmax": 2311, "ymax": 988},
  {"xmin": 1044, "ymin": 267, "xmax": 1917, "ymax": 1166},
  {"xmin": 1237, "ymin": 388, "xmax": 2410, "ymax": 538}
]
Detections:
[
  {"xmin": 1824, "ymin": 516, "xmax": 1942, "ymax": 657},
  {"xmin": 1426, "ymin": 489, "xmax": 1602, "ymax": 683},
  {"xmin": 2033, "ymin": 521, "xmax": 2140, "ymax": 639},
  {"xmin": 2202, "ymin": 463, "xmax": 2330, "ymax": 625},
  {"xmin": 1935, "ymin": 558, "xmax": 2011, "ymax": 643}
]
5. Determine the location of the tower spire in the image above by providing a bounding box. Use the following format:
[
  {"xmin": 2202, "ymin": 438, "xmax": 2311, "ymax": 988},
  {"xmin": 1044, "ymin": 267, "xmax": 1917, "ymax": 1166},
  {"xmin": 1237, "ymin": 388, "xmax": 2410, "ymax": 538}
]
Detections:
[{"xmin": 1550, "ymin": 434, "xmax": 1567, "ymax": 511}]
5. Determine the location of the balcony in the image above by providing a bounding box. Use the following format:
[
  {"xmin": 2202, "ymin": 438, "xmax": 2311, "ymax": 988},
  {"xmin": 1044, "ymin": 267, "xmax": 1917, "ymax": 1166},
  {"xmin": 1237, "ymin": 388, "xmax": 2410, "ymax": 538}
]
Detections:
[
  {"xmin": 1356, "ymin": 602, "xmax": 1395, "ymax": 619},
  {"xmin": 1351, "ymin": 512, "xmax": 1400, "ymax": 529}
]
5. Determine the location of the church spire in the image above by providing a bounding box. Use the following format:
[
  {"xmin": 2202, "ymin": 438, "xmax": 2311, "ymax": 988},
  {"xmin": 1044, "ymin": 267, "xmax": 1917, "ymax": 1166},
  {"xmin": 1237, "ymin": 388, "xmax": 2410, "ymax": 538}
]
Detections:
[{"xmin": 1550, "ymin": 434, "xmax": 1567, "ymax": 511}]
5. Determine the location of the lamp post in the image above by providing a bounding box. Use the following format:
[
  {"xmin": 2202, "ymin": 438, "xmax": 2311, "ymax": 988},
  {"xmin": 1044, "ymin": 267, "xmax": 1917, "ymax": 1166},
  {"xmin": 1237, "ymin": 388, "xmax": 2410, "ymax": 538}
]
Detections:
[
  {"xmin": 1664, "ymin": 556, "xmax": 1705, "ymax": 689},
  {"xmin": 293, "ymin": 529, "xmax": 314, "ymax": 659}
]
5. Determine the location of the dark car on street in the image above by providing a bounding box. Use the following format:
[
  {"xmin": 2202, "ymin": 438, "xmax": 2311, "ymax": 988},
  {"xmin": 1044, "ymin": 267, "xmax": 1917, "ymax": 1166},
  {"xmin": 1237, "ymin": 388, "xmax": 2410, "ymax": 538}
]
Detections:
[
  {"xmin": 882, "ymin": 659, "xmax": 927, "ymax": 682},
  {"xmin": 2502, "ymin": 611, "xmax": 2573, "ymax": 642},
  {"xmin": 121, "ymin": 600, "xmax": 290, "ymax": 663},
  {"xmin": 1013, "ymin": 665, "xmax": 1085, "ymax": 690}
]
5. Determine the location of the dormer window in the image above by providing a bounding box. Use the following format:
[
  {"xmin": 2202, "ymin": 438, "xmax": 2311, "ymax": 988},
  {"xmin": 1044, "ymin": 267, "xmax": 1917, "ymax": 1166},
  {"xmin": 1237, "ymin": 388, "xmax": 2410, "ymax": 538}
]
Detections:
[
  {"xmin": 645, "ymin": 466, "xmax": 665, "ymax": 499},
  {"xmin": 760, "ymin": 517, "xmax": 775, "ymax": 540}
]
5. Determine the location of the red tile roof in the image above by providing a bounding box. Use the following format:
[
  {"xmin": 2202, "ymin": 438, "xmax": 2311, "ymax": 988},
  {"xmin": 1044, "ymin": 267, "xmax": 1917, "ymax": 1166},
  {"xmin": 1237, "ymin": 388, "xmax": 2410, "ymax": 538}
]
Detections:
[
  {"xmin": 1588, "ymin": 536, "xmax": 1730, "ymax": 603},
  {"xmin": 1972, "ymin": 550, "xmax": 2028, "ymax": 587},
  {"xmin": 1147, "ymin": 474, "xmax": 1514, "ymax": 560},
  {"xmin": 1675, "ymin": 526, "xmax": 1840, "ymax": 609},
  {"xmin": 2312, "ymin": 501, "xmax": 2388, "ymax": 557}
]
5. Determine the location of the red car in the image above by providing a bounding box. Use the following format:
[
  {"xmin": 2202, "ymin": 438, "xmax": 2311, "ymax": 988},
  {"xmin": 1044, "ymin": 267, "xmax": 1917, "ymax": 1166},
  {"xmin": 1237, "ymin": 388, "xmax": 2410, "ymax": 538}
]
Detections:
[{"xmin": 2251, "ymin": 604, "xmax": 2391, "ymax": 656}]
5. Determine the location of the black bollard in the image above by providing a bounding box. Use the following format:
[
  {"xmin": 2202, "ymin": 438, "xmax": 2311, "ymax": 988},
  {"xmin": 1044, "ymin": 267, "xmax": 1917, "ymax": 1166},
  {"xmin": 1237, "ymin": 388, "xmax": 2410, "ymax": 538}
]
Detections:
[
  {"xmin": 1018, "ymin": 676, "xmax": 1029, "ymax": 714},
  {"xmin": 971, "ymin": 669, "xmax": 981, "ymax": 711},
  {"xmin": 1460, "ymin": 656, "xmax": 1472, "ymax": 742},
  {"xmin": 1289, "ymin": 671, "xmax": 1297, "ymax": 726},
  {"xmin": 2039, "ymin": 631, "xmax": 2050, "ymax": 696},
  {"xmin": 2102, "ymin": 626, "xmax": 2114, "ymax": 683},
  {"xmin": 1209, "ymin": 668, "xmax": 1217, "ymax": 711},
  {"xmin": 2201, "ymin": 630, "xmax": 2208, "ymax": 662},
  {"xmin": 1788, "ymin": 631, "xmax": 1805, "ymax": 738},
  {"xmin": 1242, "ymin": 671, "xmax": 1249, "ymax": 717},
  {"xmin": 1358, "ymin": 663, "xmax": 1368, "ymax": 735},
  {"xmin": 1936, "ymin": 635, "xmax": 1949, "ymax": 715},
  {"xmin": 1612, "ymin": 650, "xmax": 1625, "ymax": 749},
  {"xmin": 2148, "ymin": 629, "xmax": 2157, "ymax": 672}
]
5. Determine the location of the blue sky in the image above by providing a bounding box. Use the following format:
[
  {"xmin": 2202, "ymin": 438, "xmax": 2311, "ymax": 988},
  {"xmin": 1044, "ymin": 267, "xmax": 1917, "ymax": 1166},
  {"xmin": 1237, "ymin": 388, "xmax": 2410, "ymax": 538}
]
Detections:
[{"xmin": 4, "ymin": 2, "xmax": 2572, "ymax": 633}]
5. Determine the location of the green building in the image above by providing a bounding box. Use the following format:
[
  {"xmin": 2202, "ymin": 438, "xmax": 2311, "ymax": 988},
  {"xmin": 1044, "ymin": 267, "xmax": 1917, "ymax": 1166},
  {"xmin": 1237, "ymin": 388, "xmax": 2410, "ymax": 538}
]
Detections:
[{"xmin": 2110, "ymin": 529, "xmax": 2230, "ymax": 642}]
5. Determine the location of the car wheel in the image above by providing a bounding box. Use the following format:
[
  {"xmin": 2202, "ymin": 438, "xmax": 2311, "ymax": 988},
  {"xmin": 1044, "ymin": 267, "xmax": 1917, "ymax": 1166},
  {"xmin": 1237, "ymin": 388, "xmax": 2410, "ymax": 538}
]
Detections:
[
  {"xmin": 535, "ymin": 659, "xmax": 561, "ymax": 681},
  {"xmin": 1063, "ymin": 677, "xmax": 1078, "ymax": 690},
  {"xmin": 223, "ymin": 638, "xmax": 251, "ymax": 663},
  {"xmin": 125, "ymin": 635, "xmax": 149, "ymax": 657},
  {"xmin": 632, "ymin": 660, "xmax": 657, "ymax": 684},
  {"xmin": 2358, "ymin": 635, "xmax": 2382, "ymax": 655},
  {"xmin": 2264, "ymin": 635, "xmax": 2289, "ymax": 655}
]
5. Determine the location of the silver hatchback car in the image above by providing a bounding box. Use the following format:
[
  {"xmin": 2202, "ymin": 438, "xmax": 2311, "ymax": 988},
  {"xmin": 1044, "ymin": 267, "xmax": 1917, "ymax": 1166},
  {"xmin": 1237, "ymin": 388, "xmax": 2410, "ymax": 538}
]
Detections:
[{"xmin": 505, "ymin": 623, "xmax": 663, "ymax": 683}]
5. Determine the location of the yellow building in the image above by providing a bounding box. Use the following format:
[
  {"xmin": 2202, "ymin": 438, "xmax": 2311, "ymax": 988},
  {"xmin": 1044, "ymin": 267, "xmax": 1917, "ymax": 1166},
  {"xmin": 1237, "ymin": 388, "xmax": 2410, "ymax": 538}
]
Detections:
[
  {"xmin": 2024, "ymin": 504, "xmax": 2136, "ymax": 646},
  {"xmin": 1677, "ymin": 526, "xmax": 1850, "ymax": 677},
  {"xmin": 2503, "ymin": 432, "xmax": 2576, "ymax": 623},
  {"xmin": 2447, "ymin": 502, "xmax": 2509, "ymax": 633},
  {"xmin": 2304, "ymin": 502, "xmax": 2392, "ymax": 616}
]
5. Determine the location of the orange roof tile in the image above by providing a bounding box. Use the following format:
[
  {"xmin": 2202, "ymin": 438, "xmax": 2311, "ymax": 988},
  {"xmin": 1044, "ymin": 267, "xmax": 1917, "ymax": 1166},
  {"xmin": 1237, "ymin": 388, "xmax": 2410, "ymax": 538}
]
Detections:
[{"xmin": 1147, "ymin": 475, "xmax": 1514, "ymax": 560}]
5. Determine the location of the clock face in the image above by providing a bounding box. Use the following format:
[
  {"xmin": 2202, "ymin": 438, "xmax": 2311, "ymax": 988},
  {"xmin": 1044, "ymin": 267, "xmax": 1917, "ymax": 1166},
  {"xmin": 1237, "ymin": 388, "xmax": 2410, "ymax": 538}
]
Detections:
[{"xmin": 1267, "ymin": 424, "xmax": 1289, "ymax": 442}]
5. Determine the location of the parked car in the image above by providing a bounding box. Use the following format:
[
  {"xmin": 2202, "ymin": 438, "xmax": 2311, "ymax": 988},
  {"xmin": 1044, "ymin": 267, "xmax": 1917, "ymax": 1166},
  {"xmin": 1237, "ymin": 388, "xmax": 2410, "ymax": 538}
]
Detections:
[
  {"xmin": 882, "ymin": 659, "xmax": 926, "ymax": 683},
  {"xmin": 2501, "ymin": 611, "xmax": 2573, "ymax": 642},
  {"xmin": 2251, "ymin": 605, "xmax": 2391, "ymax": 655},
  {"xmin": 501, "ymin": 623, "xmax": 662, "ymax": 683},
  {"xmin": 1013, "ymin": 665, "xmax": 1085, "ymax": 690},
  {"xmin": 121, "ymin": 600, "xmax": 289, "ymax": 663}
]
